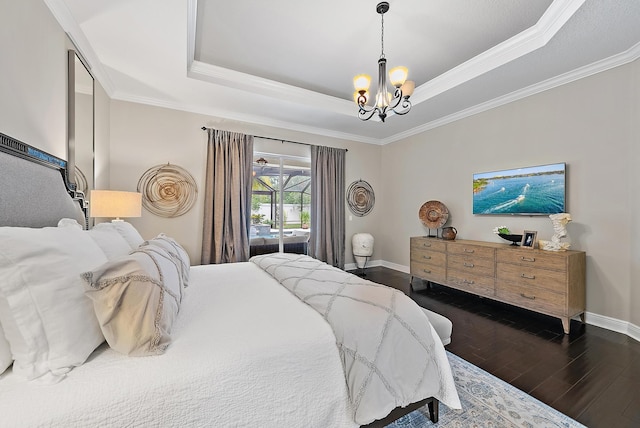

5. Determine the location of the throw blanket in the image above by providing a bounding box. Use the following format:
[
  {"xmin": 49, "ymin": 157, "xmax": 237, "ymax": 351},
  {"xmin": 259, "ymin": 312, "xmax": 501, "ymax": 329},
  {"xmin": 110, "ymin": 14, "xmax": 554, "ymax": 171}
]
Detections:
[{"xmin": 251, "ymin": 253, "xmax": 461, "ymax": 425}]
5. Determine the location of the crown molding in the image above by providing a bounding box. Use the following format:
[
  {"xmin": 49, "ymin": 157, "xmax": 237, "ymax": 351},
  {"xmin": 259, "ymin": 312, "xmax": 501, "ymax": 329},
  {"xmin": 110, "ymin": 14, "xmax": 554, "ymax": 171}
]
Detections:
[
  {"xmin": 381, "ymin": 40, "xmax": 640, "ymax": 145},
  {"xmin": 111, "ymin": 92, "xmax": 378, "ymax": 145},
  {"xmin": 411, "ymin": 0, "xmax": 585, "ymax": 105},
  {"xmin": 44, "ymin": 0, "xmax": 116, "ymax": 96}
]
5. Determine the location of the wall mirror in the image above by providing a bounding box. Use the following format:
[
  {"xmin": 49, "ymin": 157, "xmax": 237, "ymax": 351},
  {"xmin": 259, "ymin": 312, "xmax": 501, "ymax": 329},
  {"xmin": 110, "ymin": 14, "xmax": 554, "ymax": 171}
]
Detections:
[{"xmin": 67, "ymin": 49, "xmax": 94, "ymax": 224}]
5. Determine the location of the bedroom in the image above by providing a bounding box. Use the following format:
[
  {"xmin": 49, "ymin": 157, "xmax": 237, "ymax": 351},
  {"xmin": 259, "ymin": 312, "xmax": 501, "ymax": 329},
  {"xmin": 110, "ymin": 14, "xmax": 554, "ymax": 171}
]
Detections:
[{"xmin": 1, "ymin": 0, "xmax": 639, "ymax": 426}]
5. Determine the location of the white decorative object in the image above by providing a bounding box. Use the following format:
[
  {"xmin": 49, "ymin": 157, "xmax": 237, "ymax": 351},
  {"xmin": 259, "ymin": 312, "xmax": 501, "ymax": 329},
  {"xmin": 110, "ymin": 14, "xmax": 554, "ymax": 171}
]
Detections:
[
  {"xmin": 352, "ymin": 233, "xmax": 374, "ymax": 268},
  {"xmin": 541, "ymin": 213, "xmax": 572, "ymax": 251}
]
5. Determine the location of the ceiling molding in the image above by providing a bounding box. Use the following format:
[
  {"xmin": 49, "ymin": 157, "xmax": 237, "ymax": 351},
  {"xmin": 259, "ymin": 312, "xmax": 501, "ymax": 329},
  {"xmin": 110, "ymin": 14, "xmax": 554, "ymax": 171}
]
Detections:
[
  {"xmin": 186, "ymin": 0, "xmax": 198, "ymax": 70},
  {"xmin": 187, "ymin": 61, "xmax": 355, "ymax": 116},
  {"xmin": 411, "ymin": 0, "xmax": 585, "ymax": 105},
  {"xmin": 380, "ymin": 40, "xmax": 640, "ymax": 145},
  {"xmin": 44, "ymin": 0, "xmax": 116, "ymax": 96},
  {"xmin": 111, "ymin": 92, "xmax": 379, "ymax": 145}
]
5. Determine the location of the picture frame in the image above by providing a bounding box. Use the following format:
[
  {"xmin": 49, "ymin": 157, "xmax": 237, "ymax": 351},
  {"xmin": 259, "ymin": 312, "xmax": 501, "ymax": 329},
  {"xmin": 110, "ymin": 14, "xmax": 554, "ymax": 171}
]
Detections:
[{"xmin": 521, "ymin": 230, "xmax": 537, "ymax": 249}]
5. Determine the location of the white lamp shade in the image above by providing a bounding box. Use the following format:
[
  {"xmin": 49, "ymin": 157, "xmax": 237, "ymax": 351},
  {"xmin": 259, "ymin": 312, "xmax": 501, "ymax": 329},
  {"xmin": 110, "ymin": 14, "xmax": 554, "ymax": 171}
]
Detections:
[
  {"xmin": 353, "ymin": 74, "xmax": 372, "ymax": 92},
  {"xmin": 90, "ymin": 190, "xmax": 142, "ymax": 219},
  {"xmin": 389, "ymin": 66, "xmax": 408, "ymax": 87},
  {"xmin": 401, "ymin": 80, "xmax": 415, "ymax": 97}
]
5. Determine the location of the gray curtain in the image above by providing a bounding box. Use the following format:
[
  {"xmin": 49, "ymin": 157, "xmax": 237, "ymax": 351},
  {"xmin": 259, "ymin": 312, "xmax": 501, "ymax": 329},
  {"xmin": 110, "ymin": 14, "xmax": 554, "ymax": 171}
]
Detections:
[
  {"xmin": 309, "ymin": 145, "xmax": 346, "ymax": 269},
  {"xmin": 201, "ymin": 129, "xmax": 254, "ymax": 264}
]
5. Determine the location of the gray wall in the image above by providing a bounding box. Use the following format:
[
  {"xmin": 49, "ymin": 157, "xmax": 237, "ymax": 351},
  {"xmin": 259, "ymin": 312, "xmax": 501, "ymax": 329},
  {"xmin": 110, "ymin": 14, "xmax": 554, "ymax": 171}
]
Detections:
[
  {"xmin": 108, "ymin": 100, "xmax": 382, "ymax": 266},
  {"xmin": 380, "ymin": 60, "xmax": 639, "ymax": 326}
]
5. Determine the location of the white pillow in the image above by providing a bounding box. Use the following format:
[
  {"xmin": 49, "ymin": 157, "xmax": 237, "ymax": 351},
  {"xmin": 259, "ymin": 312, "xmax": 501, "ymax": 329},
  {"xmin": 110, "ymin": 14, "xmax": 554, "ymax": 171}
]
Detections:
[
  {"xmin": 92, "ymin": 221, "xmax": 144, "ymax": 250},
  {"xmin": 0, "ymin": 226, "xmax": 108, "ymax": 381},
  {"xmin": 82, "ymin": 244, "xmax": 186, "ymax": 356},
  {"xmin": 87, "ymin": 227, "xmax": 133, "ymax": 260},
  {"xmin": 0, "ymin": 323, "xmax": 12, "ymax": 375},
  {"xmin": 142, "ymin": 234, "xmax": 191, "ymax": 287}
]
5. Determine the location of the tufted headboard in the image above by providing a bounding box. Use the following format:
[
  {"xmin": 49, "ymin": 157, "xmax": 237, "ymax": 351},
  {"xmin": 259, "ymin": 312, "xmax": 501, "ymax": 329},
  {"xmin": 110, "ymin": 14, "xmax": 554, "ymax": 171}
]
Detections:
[{"xmin": 0, "ymin": 133, "xmax": 86, "ymax": 228}]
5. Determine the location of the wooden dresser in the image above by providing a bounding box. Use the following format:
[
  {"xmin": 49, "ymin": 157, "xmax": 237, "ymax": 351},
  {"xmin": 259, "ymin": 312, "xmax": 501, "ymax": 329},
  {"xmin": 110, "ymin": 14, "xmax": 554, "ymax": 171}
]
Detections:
[{"xmin": 410, "ymin": 236, "xmax": 586, "ymax": 334}]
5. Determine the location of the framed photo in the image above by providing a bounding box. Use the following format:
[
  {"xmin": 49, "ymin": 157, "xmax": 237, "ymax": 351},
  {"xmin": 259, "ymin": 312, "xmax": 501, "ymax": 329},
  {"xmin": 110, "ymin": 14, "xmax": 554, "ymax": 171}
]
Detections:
[{"xmin": 521, "ymin": 230, "xmax": 537, "ymax": 249}]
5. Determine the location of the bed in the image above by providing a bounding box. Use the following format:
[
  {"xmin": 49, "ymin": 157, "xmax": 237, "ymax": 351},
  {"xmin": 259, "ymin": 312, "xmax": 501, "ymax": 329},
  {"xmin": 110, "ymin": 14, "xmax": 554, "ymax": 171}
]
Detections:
[{"xmin": 0, "ymin": 133, "xmax": 460, "ymax": 427}]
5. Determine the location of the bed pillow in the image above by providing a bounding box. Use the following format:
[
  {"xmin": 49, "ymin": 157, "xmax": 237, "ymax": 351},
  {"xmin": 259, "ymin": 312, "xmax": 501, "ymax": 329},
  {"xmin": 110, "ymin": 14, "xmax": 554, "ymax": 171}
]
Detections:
[
  {"xmin": 92, "ymin": 221, "xmax": 144, "ymax": 250},
  {"xmin": 0, "ymin": 324, "xmax": 12, "ymax": 375},
  {"xmin": 82, "ymin": 244, "xmax": 185, "ymax": 356},
  {"xmin": 142, "ymin": 234, "xmax": 191, "ymax": 287},
  {"xmin": 58, "ymin": 218, "xmax": 137, "ymax": 260},
  {"xmin": 0, "ymin": 226, "xmax": 108, "ymax": 381}
]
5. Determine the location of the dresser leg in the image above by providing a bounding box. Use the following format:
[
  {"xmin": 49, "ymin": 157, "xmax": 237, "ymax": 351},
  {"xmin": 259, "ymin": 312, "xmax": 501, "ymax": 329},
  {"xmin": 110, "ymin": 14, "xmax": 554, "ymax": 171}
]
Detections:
[{"xmin": 561, "ymin": 318, "xmax": 570, "ymax": 334}]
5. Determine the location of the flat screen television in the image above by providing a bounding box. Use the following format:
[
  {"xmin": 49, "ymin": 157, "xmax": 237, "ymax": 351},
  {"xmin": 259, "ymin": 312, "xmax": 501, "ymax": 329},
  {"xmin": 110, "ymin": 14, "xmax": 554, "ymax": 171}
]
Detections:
[{"xmin": 473, "ymin": 162, "xmax": 566, "ymax": 215}]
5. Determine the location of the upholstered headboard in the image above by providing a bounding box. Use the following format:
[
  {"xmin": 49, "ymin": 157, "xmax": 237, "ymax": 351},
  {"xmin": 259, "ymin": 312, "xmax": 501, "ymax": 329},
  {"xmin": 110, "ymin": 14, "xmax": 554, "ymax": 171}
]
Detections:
[{"xmin": 0, "ymin": 133, "xmax": 85, "ymax": 228}]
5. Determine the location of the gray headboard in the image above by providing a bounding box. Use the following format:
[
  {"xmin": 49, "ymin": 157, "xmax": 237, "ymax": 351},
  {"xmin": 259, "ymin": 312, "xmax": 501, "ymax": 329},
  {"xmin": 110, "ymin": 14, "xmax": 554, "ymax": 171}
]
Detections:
[{"xmin": 0, "ymin": 133, "xmax": 86, "ymax": 228}]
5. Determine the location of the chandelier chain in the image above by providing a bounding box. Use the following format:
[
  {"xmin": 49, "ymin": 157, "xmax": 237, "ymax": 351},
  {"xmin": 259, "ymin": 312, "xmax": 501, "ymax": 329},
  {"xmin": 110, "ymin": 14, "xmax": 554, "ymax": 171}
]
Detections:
[{"xmin": 380, "ymin": 13, "xmax": 385, "ymax": 58}]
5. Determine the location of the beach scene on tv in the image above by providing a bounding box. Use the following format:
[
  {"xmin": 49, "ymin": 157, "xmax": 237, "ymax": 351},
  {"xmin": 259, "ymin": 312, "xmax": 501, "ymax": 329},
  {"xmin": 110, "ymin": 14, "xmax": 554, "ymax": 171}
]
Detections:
[{"xmin": 473, "ymin": 163, "xmax": 565, "ymax": 215}]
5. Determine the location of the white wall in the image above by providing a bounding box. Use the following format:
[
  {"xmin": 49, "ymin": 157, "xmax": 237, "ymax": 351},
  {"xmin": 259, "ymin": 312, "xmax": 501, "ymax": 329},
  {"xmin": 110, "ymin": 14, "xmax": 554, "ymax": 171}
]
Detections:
[
  {"xmin": 109, "ymin": 100, "xmax": 382, "ymax": 266},
  {"xmin": 380, "ymin": 60, "xmax": 639, "ymax": 326},
  {"xmin": 0, "ymin": 0, "xmax": 68, "ymax": 156},
  {"xmin": 0, "ymin": 0, "xmax": 110, "ymax": 189}
]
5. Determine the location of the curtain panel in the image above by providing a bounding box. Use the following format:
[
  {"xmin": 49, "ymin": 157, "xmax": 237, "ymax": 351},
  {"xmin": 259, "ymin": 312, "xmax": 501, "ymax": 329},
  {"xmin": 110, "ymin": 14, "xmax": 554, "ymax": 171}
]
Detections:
[
  {"xmin": 309, "ymin": 145, "xmax": 346, "ymax": 269},
  {"xmin": 201, "ymin": 129, "xmax": 254, "ymax": 264}
]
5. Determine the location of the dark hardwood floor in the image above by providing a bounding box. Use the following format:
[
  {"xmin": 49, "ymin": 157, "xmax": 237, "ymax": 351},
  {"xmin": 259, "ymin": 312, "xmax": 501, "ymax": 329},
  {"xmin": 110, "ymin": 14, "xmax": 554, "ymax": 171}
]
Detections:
[{"xmin": 358, "ymin": 266, "xmax": 640, "ymax": 428}]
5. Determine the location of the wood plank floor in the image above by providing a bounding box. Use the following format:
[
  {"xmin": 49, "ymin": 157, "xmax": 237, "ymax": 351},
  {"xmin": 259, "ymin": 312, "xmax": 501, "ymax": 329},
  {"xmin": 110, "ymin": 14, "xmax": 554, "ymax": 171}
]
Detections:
[{"xmin": 357, "ymin": 266, "xmax": 640, "ymax": 428}]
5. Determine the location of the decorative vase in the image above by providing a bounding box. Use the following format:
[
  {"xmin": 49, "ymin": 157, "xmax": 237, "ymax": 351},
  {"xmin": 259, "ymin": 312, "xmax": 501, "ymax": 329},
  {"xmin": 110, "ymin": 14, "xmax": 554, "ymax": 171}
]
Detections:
[{"xmin": 498, "ymin": 233, "xmax": 523, "ymax": 246}]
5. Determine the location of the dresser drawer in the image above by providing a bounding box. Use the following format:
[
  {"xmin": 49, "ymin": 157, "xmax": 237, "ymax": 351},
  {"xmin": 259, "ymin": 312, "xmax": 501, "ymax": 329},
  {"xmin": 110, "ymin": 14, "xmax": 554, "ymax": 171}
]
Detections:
[
  {"xmin": 447, "ymin": 270, "xmax": 494, "ymax": 297},
  {"xmin": 447, "ymin": 254, "xmax": 494, "ymax": 277},
  {"xmin": 496, "ymin": 281, "xmax": 566, "ymax": 315},
  {"xmin": 496, "ymin": 249, "xmax": 567, "ymax": 272},
  {"xmin": 410, "ymin": 237, "xmax": 447, "ymax": 252},
  {"xmin": 410, "ymin": 260, "xmax": 446, "ymax": 283},
  {"xmin": 496, "ymin": 262, "xmax": 566, "ymax": 293},
  {"xmin": 446, "ymin": 242, "xmax": 494, "ymax": 259},
  {"xmin": 411, "ymin": 248, "xmax": 446, "ymax": 266}
]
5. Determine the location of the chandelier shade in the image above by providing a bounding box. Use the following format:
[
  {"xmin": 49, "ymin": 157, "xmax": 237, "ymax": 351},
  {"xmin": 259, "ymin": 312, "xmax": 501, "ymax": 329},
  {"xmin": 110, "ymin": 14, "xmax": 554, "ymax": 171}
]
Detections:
[{"xmin": 353, "ymin": 2, "xmax": 414, "ymax": 122}]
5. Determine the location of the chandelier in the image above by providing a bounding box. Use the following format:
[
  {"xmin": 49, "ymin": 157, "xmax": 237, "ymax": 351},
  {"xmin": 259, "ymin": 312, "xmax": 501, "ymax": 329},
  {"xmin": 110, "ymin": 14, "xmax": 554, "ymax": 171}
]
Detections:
[{"xmin": 353, "ymin": 2, "xmax": 415, "ymax": 122}]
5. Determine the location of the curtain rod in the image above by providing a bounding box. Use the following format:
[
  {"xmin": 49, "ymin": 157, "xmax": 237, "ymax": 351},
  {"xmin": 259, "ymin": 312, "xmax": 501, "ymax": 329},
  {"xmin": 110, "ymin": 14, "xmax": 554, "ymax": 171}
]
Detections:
[{"xmin": 200, "ymin": 127, "xmax": 347, "ymax": 152}]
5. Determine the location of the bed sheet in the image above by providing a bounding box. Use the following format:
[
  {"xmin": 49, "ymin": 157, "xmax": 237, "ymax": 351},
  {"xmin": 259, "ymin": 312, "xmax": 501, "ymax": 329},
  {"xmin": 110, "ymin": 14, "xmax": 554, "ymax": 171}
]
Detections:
[{"xmin": 0, "ymin": 262, "xmax": 356, "ymax": 428}]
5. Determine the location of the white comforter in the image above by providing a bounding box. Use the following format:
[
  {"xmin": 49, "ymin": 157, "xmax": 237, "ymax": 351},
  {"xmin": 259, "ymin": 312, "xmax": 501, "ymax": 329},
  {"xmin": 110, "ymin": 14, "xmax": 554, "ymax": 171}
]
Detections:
[
  {"xmin": 251, "ymin": 253, "xmax": 461, "ymax": 425},
  {"xmin": 0, "ymin": 263, "xmax": 357, "ymax": 428}
]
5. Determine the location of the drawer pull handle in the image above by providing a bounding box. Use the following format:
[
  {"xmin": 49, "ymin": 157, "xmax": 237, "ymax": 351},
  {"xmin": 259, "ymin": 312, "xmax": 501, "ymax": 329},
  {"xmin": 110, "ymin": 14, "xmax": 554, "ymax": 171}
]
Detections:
[
  {"xmin": 520, "ymin": 273, "xmax": 536, "ymax": 280},
  {"xmin": 462, "ymin": 279, "xmax": 475, "ymax": 285},
  {"xmin": 520, "ymin": 293, "xmax": 536, "ymax": 300},
  {"xmin": 463, "ymin": 263, "xmax": 474, "ymax": 268},
  {"xmin": 423, "ymin": 255, "xmax": 431, "ymax": 260},
  {"xmin": 423, "ymin": 269, "xmax": 431, "ymax": 274},
  {"xmin": 423, "ymin": 243, "xmax": 431, "ymax": 247},
  {"xmin": 520, "ymin": 256, "xmax": 535, "ymax": 262},
  {"xmin": 464, "ymin": 249, "xmax": 475, "ymax": 253}
]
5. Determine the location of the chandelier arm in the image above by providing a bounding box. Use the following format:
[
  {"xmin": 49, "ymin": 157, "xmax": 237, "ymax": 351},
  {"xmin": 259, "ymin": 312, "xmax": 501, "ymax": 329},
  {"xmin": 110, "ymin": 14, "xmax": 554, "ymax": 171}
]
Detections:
[
  {"xmin": 358, "ymin": 105, "xmax": 379, "ymax": 121},
  {"xmin": 391, "ymin": 98, "xmax": 412, "ymax": 116}
]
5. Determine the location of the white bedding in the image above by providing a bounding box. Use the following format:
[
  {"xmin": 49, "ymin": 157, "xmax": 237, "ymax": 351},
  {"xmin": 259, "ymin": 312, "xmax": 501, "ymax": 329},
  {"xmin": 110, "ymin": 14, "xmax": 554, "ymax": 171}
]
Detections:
[{"xmin": 0, "ymin": 263, "xmax": 357, "ymax": 428}]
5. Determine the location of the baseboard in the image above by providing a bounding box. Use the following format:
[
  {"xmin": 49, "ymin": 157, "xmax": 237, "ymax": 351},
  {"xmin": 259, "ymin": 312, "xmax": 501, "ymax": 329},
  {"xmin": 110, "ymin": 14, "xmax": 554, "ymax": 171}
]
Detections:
[
  {"xmin": 585, "ymin": 312, "xmax": 640, "ymax": 343},
  {"xmin": 365, "ymin": 260, "xmax": 640, "ymax": 343}
]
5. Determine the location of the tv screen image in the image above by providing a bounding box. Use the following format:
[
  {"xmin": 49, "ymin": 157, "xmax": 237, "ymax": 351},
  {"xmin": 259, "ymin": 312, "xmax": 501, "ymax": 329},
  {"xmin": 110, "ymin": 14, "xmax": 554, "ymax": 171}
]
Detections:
[{"xmin": 473, "ymin": 163, "xmax": 566, "ymax": 215}]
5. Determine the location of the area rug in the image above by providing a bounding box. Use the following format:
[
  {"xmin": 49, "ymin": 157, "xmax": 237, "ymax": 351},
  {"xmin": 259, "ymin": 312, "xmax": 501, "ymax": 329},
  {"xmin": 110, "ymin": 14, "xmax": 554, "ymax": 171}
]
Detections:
[{"xmin": 387, "ymin": 352, "xmax": 585, "ymax": 428}]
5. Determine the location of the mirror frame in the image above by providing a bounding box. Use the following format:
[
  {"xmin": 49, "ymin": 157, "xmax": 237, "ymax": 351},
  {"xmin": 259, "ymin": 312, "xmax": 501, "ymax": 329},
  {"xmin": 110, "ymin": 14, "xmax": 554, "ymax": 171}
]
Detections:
[{"xmin": 67, "ymin": 48, "xmax": 95, "ymax": 225}]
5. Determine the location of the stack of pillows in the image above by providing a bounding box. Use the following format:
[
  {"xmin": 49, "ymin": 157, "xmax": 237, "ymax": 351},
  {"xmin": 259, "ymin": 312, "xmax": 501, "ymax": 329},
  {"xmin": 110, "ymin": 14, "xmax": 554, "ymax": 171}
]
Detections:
[{"xmin": 0, "ymin": 219, "xmax": 189, "ymax": 383}]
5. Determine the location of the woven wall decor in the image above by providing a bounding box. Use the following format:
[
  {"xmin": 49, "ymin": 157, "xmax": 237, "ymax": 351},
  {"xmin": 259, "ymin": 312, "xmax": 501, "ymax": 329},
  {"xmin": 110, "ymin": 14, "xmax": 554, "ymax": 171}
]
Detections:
[
  {"xmin": 346, "ymin": 179, "xmax": 375, "ymax": 217},
  {"xmin": 137, "ymin": 163, "xmax": 197, "ymax": 218}
]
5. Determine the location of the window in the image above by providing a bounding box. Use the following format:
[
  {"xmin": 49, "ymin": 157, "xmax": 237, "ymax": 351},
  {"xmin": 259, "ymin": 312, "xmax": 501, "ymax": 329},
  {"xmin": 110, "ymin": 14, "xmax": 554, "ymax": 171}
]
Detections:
[{"xmin": 250, "ymin": 154, "xmax": 311, "ymax": 256}]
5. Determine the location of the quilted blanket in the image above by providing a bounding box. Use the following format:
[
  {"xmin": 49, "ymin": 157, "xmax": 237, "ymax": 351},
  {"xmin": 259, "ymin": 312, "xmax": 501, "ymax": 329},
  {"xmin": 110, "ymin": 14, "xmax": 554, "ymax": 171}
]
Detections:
[{"xmin": 250, "ymin": 253, "xmax": 461, "ymax": 425}]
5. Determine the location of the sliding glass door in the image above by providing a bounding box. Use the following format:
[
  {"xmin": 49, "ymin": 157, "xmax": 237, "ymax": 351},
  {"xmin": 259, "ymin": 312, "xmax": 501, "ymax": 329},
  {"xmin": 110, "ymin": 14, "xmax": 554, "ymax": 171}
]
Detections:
[{"xmin": 250, "ymin": 154, "xmax": 311, "ymax": 256}]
